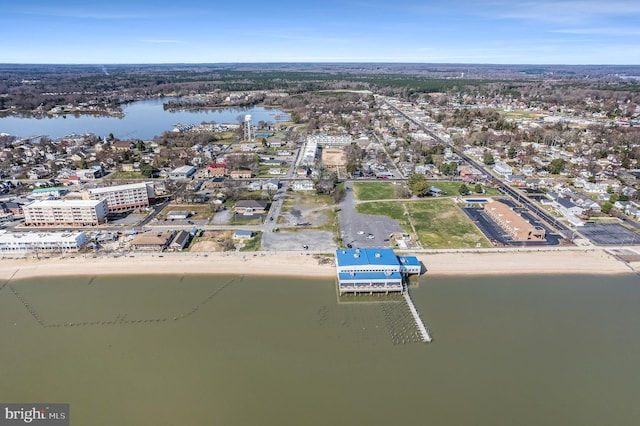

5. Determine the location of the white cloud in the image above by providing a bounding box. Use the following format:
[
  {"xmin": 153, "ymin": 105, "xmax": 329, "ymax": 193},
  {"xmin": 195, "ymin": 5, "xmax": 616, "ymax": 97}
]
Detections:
[
  {"xmin": 496, "ymin": 0, "xmax": 640, "ymax": 25},
  {"xmin": 550, "ymin": 27, "xmax": 640, "ymax": 36}
]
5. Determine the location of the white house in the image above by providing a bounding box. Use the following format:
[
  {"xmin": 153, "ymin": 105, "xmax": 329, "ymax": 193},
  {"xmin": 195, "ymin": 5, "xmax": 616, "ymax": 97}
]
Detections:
[
  {"xmin": 292, "ymin": 180, "xmax": 315, "ymax": 191},
  {"xmin": 493, "ymin": 161, "xmax": 513, "ymax": 177}
]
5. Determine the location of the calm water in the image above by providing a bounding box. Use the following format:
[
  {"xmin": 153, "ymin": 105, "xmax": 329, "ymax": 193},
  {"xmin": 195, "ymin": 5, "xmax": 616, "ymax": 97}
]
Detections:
[
  {"xmin": 1, "ymin": 273, "xmax": 639, "ymax": 426},
  {"xmin": 0, "ymin": 99, "xmax": 289, "ymax": 140}
]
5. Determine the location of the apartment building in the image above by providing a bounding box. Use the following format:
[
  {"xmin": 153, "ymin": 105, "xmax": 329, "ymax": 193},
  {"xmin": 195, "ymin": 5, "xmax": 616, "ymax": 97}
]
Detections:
[
  {"xmin": 23, "ymin": 199, "xmax": 108, "ymax": 227},
  {"xmin": 84, "ymin": 182, "xmax": 155, "ymax": 213},
  {"xmin": 0, "ymin": 231, "xmax": 87, "ymax": 254}
]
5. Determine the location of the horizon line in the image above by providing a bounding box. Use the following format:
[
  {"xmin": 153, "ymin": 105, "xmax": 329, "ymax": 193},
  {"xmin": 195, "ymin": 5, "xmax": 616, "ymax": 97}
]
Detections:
[{"xmin": 1, "ymin": 61, "xmax": 640, "ymax": 67}]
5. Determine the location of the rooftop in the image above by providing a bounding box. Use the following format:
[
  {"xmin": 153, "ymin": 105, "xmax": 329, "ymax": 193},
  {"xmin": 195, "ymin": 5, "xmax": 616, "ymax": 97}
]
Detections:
[
  {"xmin": 87, "ymin": 182, "xmax": 152, "ymax": 194},
  {"xmin": 335, "ymin": 248, "xmax": 400, "ymax": 268},
  {"xmin": 26, "ymin": 199, "xmax": 105, "ymax": 208}
]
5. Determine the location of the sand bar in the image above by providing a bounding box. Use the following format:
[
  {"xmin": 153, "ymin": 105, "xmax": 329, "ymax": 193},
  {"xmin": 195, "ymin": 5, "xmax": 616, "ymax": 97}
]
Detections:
[{"xmin": 0, "ymin": 248, "xmax": 633, "ymax": 282}]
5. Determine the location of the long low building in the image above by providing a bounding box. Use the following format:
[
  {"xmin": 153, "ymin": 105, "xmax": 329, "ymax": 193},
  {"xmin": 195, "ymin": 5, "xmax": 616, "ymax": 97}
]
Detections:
[
  {"xmin": 335, "ymin": 248, "xmax": 421, "ymax": 294},
  {"xmin": 484, "ymin": 200, "xmax": 546, "ymax": 241},
  {"xmin": 0, "ymin": 231, "xmax": 87, "ymax": 254},
  {"xmin": 23, "ymin": 199, "xmax": 108, "ymax": 227}
]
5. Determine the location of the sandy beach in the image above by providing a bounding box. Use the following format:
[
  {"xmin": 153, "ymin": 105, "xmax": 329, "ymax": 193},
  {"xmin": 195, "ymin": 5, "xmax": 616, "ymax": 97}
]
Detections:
[{"xmin": 0, "ymin": 248, "xmax": 634, "ymax": 282}]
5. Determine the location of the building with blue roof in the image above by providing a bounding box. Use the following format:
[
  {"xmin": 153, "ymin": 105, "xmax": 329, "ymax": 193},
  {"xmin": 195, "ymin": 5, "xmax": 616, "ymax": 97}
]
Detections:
[{"xmin": 334, "ymin": 248, "xmax": 421, "ymax": 294}]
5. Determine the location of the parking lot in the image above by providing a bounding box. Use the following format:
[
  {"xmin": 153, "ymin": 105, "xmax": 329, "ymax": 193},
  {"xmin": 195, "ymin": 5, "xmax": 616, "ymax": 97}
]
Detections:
[
  {"xmin": 338, "ymin": 182, "xmax": 404, "ymax": 249},
  {"xmin": 261, "ymin": 229, "xmax": 336, "ymax": 252},
  {"xmin": 462, "ymin": 204, "xmax": 561, "ymax": 246},
  {"xmin": 578, "ymin": 223, "xmax": 640, "ymax": 245}
]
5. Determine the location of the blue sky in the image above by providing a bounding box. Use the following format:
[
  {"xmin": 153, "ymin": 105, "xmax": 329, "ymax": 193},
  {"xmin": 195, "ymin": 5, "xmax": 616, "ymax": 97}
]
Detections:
[{"xmin": 2, "ymin": 0, "xmax": 639, "ymax": 64}]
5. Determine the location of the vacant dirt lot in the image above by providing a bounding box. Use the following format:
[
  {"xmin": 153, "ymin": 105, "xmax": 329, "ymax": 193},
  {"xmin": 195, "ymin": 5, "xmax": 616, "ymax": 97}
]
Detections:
[
  {"xmin": 189, "ymin": 230, "xmax": 234, "ymax": 252},
  {"xmin": 321, "ymin": 148, "xmax": 345, "ymax": 168}
]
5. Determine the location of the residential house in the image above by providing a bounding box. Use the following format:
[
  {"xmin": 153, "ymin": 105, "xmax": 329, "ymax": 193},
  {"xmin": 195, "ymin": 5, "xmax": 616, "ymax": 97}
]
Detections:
[
  {"xmin": 555, "ymin": 197, "xmax": 584, "ymax": 216},
  {"xmin": 234, "ymin": 230, "xmax": 254, "ymax": 239},
  {"xmin": 112, "ymin": 141, "xmax": 134, "ymax": 151},
  {"xmin": 493, "ymin": 161, "xmax": 513, "ymax": 177},
  {"xmin": 206, "ymin": 164, "xmax": 226, "ymax": 177},
  {"xmin": 292, "ymin": 180, "xmax": 315, "ymax": 191},
  {"xmin": 505, "ymin": 175, "xmax": 527, "ymax": 187},
  {"xmin": 129, "ymin": 231, "xmax": 174, "ymax": 252},
  {"xmin": 166, "ymin": 210, "xmax": 190, "ymax": 220},
  {"xmin": 296, "ymin": 166, "xmax": 310, "ymax": 177},
  {"xmin": 234, "ymin": 200, "xmax": 269, "ymax": 215},
  {"xmin": 247, "ymin": 181, "xmax": 262, "ymax": 192},
  {"xmin": 230, "ymin": 170, "xmax": 252, "ymax": 179},
  {"xmin": 169, "ymin": 230, "xmax": 191, "ymax": 251},
  {"xmin": 262, "ymin": 179, "xmax": 279, "ymax": 191},
  {"xmin": 204, "ymin": 178, "xmax": 226, "ymax": 189}
]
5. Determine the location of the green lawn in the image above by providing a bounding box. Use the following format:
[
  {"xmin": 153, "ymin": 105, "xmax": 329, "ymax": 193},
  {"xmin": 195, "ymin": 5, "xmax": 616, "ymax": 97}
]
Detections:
[
  {"xmin": 352, "ymin": 181, "xmax": 407, "ymax": 200},
  {"xmin": 425, "ymin": 180, "xmax": 465, "ymax": 196},
  {"xmin": 406, "ymin": 199, "xmax": 491, "ymax": 248},
  {"xmin": 356, "ymin": 201, "xmax": 407, "ymax": 225},
  {"xmin": 109, "ymin": 171, "xmax": 147, "ymax": 179},
  {"xmin": 357, "ymin": 198, "xmax": 491, "ymax": 249},
  {"xmin": 426, "ymin": 181, "xmax": 502, "ymax": 197}
]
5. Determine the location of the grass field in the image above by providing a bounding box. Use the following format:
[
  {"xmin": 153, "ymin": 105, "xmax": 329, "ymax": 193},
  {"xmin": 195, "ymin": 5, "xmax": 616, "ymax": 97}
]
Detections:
[
  {"xmin": 108, "ymin": 171, "xmax": 147, "ymax": 179},
  {"xmin": 406, "ymin": 199, "xmax": 491, "ymax": 248},
  {"xmin": 352, "ymin": 181, "xmax": 408, "ymax": 200},
  {"xmin": 427, "ymin": 181, "xmax": 502, "ymax": 197},
  {"xmin": 357, "ymin": 198, "xmax": 491, "ymax": 249}
]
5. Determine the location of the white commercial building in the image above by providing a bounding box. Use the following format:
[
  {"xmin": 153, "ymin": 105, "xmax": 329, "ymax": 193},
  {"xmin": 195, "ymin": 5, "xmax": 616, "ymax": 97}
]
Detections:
[
  {"xmin": 301, "ymin": 141, "xmax": 318, "ymax": 166},
  {"xmin": 0, "ymin": 231, "xmax": 87, "ymax": 254},
  {"xmin": 307, "ymin": 133, "xmax": 352, "ymax": 147},
  {"xmin": 84, "ymin": 182, "xmax": 155, "ymax": 213},
  {"xmin": 334, "ymin": 248, "xmax": 421, "ymax": 294},
  {"xmin": 23, "ymin": 199, "xmax": 108, "ymax": 227},
  {"xmin": 168, "ymin": 165, "xmax": 197, "ymax": 179}
]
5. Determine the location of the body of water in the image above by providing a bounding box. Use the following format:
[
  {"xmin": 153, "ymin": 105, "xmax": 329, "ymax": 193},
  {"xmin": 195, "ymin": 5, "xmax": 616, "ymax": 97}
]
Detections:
[
  {"xmin": 1, "ymin": 273, "xmax": 639, "ymax": 426},
  {"xmin": 0, "ymin": 98, "xmax": 289, "ymax": 140}
]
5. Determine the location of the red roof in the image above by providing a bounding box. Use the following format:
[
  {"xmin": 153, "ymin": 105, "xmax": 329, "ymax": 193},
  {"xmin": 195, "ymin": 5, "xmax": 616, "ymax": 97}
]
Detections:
[{"xmin": 207, "ymin": 163, "xmax": 225, "ymax": 169}]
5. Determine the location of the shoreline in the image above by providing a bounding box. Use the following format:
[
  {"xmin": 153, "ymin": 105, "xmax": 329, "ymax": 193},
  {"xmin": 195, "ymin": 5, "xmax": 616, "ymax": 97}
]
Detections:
[{"xmin": 0, "ymin": 248, "xmax": 634, "ymax": 282}]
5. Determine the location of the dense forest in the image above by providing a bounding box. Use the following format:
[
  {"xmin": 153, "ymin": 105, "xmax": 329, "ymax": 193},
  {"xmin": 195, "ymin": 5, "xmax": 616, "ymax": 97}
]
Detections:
[{"xmin": 2, "ymin": 63, "xmax": 639, "ymax": 114}]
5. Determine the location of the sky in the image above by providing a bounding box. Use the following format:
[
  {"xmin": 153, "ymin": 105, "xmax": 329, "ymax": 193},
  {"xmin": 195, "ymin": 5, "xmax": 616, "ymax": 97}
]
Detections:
[{"xmin": 1, "ymin": 0, "xmax": 639, "ymax": 65}]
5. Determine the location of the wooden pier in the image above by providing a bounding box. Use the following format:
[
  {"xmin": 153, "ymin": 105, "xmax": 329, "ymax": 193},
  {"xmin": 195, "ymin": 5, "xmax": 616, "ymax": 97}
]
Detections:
[{"xmin": 403, "ymin": 288, "xmax": 432, "ymax": 343}]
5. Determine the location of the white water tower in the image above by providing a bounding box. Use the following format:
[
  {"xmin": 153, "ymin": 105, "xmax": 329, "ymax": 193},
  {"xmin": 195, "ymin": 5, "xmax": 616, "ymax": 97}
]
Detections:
[{"xmin": 244, "ymin": 114, "xmax": 252, "ymax": 141}]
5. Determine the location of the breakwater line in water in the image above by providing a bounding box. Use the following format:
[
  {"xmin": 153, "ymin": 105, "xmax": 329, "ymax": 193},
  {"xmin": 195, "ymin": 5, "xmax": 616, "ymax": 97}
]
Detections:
[{"xmin": 8, "ymin": 275, "xmax": 241, "ymax": 329}]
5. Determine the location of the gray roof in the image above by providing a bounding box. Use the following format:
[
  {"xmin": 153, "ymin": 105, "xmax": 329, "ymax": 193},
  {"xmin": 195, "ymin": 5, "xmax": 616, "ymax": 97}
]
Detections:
[
  {"xmin": 235, "ymin": 200, "xmax": 269, "ymax": 209},
  {"xmin": 556, "ymin": 197, "xmax": 578, "ymax": 208}
]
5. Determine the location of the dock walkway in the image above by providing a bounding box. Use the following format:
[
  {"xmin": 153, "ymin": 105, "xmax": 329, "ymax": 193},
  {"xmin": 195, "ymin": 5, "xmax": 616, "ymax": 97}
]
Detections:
[{"xmin": 403, "ymin": 288, "xmax": 432, "ymax": 343}]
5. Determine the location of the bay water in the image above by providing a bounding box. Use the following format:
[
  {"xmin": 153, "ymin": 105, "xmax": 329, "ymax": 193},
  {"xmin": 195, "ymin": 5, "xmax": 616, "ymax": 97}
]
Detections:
[
  {"xmin": 0, "ymin": 99, "xmax": 289, "ymax": 140},
  {"xmin": 1, "ymin": 273, "xmax": 639, "ymax": 426}
]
